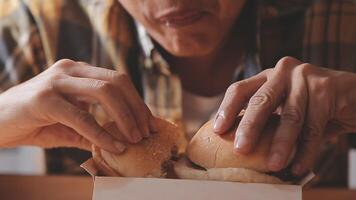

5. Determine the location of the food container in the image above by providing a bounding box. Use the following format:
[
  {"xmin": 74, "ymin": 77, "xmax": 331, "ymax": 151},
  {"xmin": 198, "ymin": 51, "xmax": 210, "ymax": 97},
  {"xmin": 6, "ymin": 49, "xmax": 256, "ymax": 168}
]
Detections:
[{"xmin": 82, "ymin": 159, "xmax": 314, "ymax": 200}]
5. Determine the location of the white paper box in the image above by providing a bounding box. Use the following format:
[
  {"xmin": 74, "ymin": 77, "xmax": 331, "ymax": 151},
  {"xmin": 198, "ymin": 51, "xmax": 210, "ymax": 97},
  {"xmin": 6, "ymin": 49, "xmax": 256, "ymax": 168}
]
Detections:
[
  {"xmin": 82, "ymin": 159, "xmax": 313, "ymax": 200},
  {"xmin": 349, "ymin": 149, "xmax": 356, "ymax": 188}
]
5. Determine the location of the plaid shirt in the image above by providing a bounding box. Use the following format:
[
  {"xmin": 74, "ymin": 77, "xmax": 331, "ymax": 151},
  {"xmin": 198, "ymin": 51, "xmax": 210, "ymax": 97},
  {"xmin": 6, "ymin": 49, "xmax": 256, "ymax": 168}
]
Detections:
[{"xmin": 0, "ymin": 0, "xmax": 355, "ymax": 180}]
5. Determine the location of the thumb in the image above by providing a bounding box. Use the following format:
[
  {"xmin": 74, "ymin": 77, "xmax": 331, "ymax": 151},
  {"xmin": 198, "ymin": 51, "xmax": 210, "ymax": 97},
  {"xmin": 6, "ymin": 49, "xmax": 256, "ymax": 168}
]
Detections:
[{"xmin": 32, "ymin": 123, "xmax": 92, "ymax": 151}]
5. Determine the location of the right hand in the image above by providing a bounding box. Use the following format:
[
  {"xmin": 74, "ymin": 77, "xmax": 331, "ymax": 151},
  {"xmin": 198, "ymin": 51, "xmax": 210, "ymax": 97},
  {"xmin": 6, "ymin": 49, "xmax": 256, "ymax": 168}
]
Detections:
[{"xmin": 0, "ymin": 59, "xmax": 156, "ymax": 153}]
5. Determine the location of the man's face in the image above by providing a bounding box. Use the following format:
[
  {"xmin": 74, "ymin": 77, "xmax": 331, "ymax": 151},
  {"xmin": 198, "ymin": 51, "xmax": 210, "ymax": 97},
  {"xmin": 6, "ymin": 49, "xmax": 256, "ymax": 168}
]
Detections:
[{"xmin": 118, "ymin": 0, "xmax": 246, "ymax": 57}]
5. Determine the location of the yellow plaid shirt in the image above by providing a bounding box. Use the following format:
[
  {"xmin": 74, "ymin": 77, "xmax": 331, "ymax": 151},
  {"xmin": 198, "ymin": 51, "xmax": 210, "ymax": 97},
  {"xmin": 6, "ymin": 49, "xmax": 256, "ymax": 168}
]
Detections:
[{"xmin": 0, "ymin": 0, "xmax": 355, "ymax": 181}]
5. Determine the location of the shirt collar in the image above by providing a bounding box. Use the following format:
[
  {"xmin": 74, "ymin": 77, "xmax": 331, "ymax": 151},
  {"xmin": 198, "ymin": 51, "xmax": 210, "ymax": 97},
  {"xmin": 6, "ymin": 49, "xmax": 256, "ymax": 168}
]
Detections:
[
  {"xmin": 135, "ymin": 21, "xmax": 155, "ymax": 58},
  {"xmin": 135, "ymin": 21, "xmax": 172, "ymax": 75}
]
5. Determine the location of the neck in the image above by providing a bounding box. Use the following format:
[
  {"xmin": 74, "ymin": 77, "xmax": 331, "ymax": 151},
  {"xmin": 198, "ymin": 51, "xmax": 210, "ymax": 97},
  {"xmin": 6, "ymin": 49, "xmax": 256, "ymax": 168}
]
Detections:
[{"xmin": 158, "ymin": 25, "xmax": 245, "ymax": 97}]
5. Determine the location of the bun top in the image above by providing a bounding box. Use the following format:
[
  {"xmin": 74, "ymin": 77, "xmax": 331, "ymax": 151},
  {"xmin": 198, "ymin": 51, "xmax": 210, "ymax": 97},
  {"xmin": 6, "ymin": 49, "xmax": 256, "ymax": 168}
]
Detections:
[
  {"xmin": 92, "ymin": 117, "xmax": 187, "ymax": 177},
  {"xmin": 187, "ymin": 115, "xmax": 294, "ymax": 173}
]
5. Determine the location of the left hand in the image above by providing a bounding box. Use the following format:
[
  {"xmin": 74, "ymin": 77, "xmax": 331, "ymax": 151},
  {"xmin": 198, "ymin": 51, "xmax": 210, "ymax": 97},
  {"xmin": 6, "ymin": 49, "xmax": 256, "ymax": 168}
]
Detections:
[{"xmin": 214, "ymin": 56, "xmax": 356, "ymax": 176}]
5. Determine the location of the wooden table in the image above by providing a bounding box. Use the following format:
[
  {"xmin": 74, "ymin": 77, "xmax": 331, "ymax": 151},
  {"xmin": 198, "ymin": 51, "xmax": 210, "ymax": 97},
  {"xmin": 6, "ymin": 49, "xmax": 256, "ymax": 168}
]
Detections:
[
  {"xmin": 0, "ymin": 175, "xmax": 92, "ymax": 200},
  {"xmin": 0, "ymin": 175, "xmax": 355, "ymax": 200}
]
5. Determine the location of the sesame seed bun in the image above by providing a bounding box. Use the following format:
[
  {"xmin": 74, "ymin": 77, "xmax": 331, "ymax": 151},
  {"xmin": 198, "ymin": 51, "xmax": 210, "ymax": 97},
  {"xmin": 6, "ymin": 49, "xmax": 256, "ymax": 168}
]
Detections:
[
  {"xmin": 175, "ymin": 114, "xmax": 295, "ymax": 184},
  {"xmin": 92, "ymin": 117, "xmax": 187, "ymax": 177}
]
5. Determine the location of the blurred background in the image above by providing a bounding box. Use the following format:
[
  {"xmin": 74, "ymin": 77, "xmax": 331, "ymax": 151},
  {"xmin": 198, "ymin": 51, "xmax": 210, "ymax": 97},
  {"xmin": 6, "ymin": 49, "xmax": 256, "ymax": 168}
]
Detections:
[
  {"xmin": 0, "ymin": 147, "xmax": 45, "ymax": 175},
  {"xmin": 0, "ymin": 0, "xmax": 355, "ymax": 196}
]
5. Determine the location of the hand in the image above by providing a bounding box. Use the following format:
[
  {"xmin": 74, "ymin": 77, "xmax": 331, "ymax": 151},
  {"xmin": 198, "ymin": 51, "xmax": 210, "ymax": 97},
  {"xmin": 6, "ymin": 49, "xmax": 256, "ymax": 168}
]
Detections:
[
  {"xmin": 214, "ymin": 56, "xmax": 356, "ymax": 176},
  {"xmin": 0, "ymin": 59, "xmax": 157, "ymax": 153}
]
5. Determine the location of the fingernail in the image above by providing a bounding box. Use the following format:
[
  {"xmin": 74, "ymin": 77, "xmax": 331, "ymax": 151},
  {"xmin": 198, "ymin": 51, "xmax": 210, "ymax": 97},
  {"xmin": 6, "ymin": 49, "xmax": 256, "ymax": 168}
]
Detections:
[
  {"xmin": 131, "ymin": 129, "xmax": 142, "ymax": 143},
  {"xmin": 292, "ymin": 164, "xmax": 304, "ymax": 176},
  {"xmin": 268, "ymin": 152, "xmax": 283, "ymax": 171},
  {"xmin": 214, "ymin": 112, "xmax": 225, "ymax": 133},
  {"xmin": 113, "ymin": 141, "xmax": 126, "ymax": 153},
  {"xmin": 234, "ymin": 134, "xmax": 250, "ymax": 153}
]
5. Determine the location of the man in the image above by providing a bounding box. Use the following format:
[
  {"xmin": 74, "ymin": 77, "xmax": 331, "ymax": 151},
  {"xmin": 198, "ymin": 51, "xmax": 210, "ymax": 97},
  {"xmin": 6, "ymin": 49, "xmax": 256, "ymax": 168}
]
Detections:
[{"xmin": 0, "ymin": 0, "xmax": 355, "ymax": 180}]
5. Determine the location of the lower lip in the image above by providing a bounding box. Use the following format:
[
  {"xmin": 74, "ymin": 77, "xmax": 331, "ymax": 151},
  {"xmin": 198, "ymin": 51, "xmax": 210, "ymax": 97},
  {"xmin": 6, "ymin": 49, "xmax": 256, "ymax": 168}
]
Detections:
[{"xmin": 159, "ymin": 12, "xmax": 206, "ymax": 28}]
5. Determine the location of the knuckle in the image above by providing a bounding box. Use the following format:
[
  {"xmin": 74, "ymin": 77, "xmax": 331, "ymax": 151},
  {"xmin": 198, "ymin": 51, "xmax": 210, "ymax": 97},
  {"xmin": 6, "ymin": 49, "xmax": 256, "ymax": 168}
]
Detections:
[
  {"xmin": 227, "ymin": 82, "xmax": 244, "ymax": 94},
  {"xmin": 77, "ymin": 61, "xmax": 90, "ymax": 66},
  {"xmin": 303, "ymin": 124, "xmax": 322, "ymax": 142},
  {"xmin": 117, "ymin": 110, "xmax": 132, "ymax": 121},
  {"xmin": 118, "ymin": 117, "xmax": 137, "ymax": 136},
  {"xmin": 225, "ymin": 81, "xmax": 250, "ymax": 103},
  {"xmin": 238, "ymin": 119, "xmax": 255, "ymax": 132},
  {"xmin": 75, "ymin": 110, "xmax": 95, "ymax": 126},
  {"xmin": 298, "ymin": 63, "xmax": 313, "ymax": 72},
  {"xmin": 277, "ymin": 56, "xmax": 298, "ymax": 67},
  {"xmin": 275, "ymin": 56, "xmax": 298, "ymax": 72},
  {"xmin": 94, "ymin": 80, "xmax": 114, "ymax": 94},
  {"xmin": 92, "ymin": 128, "xmax": 109, "ymax": 141},
  {"xmin": 248, "ymin": 90, "xmax": 275, "ymax": 110},
  {"xmin": 281, "ymin": 107, "xmax": 303, "ymax": 126},
  {"xmin": 51, "ymin": 59, "xmax": 77, "ymax": 75},
  {"xmin": 111, "ymin": 72, "xmax": 130, "ymax": 83},
  {"xmin": 294, "ymin": 63, "xmax": 312, "ymax": 76},
  {"xmin": 49, "ymin": 72, "xmax": 66, "ymax": 82},
  {"xmin": 54, "ymin": 59, "xmax": 76, "ymax": 69},
  {"xmin": 87, "ymin": 126, "xmax": 111, "ymax": 144}
]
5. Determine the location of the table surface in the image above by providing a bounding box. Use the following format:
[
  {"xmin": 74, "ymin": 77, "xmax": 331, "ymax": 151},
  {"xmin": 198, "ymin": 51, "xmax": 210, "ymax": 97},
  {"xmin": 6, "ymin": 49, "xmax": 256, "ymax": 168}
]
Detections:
[{"xmin": 0, "ymin": 175, "xmax": 355, "ymax": 200}]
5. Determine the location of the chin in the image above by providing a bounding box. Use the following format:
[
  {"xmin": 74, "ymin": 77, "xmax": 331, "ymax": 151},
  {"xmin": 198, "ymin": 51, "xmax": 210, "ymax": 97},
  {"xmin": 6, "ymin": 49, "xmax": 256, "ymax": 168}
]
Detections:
[
  {"xmin": 151, "ymin": 27, "xmax": 223, "ymax": 57},
  {"xmin": 162, "ymin": 38, "xmax": 219, "ymax": 57},
  {"xmin": 166, "ymin": 44, "xmax": 216, "ymax": 57}
]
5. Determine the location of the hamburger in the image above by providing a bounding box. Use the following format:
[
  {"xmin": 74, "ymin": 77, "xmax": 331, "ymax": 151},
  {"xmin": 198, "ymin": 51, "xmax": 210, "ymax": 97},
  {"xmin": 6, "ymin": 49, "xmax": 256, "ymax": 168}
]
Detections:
[
  {"xmin": 174, "ymin": 114, "xmax": 296, "ymax": 184},
  {"xmin": 92, "ymin": 117, "xmax": 187, "ymax": 177}
]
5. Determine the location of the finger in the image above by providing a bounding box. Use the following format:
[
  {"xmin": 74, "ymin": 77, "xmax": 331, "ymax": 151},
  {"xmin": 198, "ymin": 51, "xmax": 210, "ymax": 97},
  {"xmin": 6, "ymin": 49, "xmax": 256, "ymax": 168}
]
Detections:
[
  {"xmin": 110, "ymin": 74, "xmax": 152, "ymax": 138},
  {"xmin": 102, "ymin": 121, "xmax": 127, "ymax": 142},
  {"xmin": 65, "ymin": 96, "xmax": 91, "ymax": 111},
  {"xmin": 53, "ymin": 76, "xmax": 143, "ymax": 143},
  {"xmin": 69, "ymin": 64, "xmax": 154, "ymax": 137},
  {"xmin": 214, "ymin": 70, "xmax": 268, "ymax": 134},
  {"xmin": 268, "ymin": 70, "xmax": 307, "ymax": 171},
  {"xmin": 292, "ymin": 104, "xmax": 328, "ymax": 176},
  {"xmin": 235, "ymin": 57, "xmax": 303, "ymax": 154},
  {"xmin": 47, "ymin": 96, "xmax": 126, "ymax": 153},
  {"xmin": 33, "ymin": 123, "xmax": 92, "ymax": 151},
  {"xmin": 234, "ymin": 75, "xmax": 286, "ymax": 153}
]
